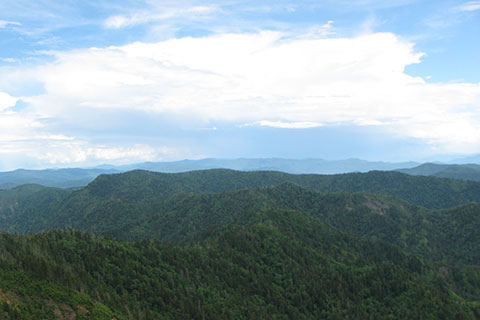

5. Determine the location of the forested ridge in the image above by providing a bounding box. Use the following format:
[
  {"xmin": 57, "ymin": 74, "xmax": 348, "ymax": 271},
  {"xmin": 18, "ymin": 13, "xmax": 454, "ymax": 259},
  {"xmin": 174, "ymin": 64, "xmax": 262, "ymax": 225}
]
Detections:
[
  {"xmin": 3, "ymin": 169, "xmax": 480, "ymax": 234},
  {"xmin": 1, "ymin": 169, "xmax": 480, "ymax": 319},
  {"xmin": 83, "ymin": 169, "xmax": 480, "ymax": 209}
]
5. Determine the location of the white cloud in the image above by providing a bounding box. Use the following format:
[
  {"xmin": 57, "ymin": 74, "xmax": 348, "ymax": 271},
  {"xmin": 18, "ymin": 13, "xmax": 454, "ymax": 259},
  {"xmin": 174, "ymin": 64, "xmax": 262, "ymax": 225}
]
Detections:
[
  {"xmin": 0, "ymin": 135, "xmax": 177, "ymax": 167},
  {"xmin": 0, "ymin": 20, "xmax": 21, "ymax": 28},
  {"xmin": 1, "ymin": 30, "xmax": 480, "ymax": 164},
  {"xmin": 1, "ymin": 58, "xmax": 18, "ymax": 63},
  {"xmin": 301, "ymin": 21, "xmax": 336, "ymax": 38},
  {"xmin": 247, "ymin": 121, "xmax": 324, "ymax": 129},
  {"xmin": 0, "ymin": 111, "xmax": 45, "ymax": 164},
  {"xmin": 0, "ymin": 91, "xmax": 18, "ymax": 111},
  {"xmin": 33, "ymin": 143, "xmax": 174, "ymax": 165},
  {"xmin": 458, "ymin": 1, "xmax": 480, "ymax": 11},
  {"xmin": 104, "ymin": 5, "xmax": 218, "ymax": 29}
]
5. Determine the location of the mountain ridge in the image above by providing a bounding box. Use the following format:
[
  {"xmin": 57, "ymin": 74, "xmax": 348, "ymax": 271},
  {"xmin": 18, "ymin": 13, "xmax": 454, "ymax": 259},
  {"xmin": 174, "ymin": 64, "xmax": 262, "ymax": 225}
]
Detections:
[
  {"xmin": 2, "ymin": 169, "xmax": 480, "ymax": 265},
  {"xmin": 0, "ymin": 158, "xmax": 419, "ymax": 189}
]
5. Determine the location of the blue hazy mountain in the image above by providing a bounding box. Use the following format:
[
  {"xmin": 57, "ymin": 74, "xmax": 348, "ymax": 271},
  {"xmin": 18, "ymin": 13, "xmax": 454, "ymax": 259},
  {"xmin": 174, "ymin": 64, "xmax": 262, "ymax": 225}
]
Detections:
[
  {"xmin": 112, "ymin": 158, "xmax": 419, "ymax": 174},
  {"xmin": 0, "ymin": 158, "xmax": 418, "ymax": 189},
  {"xmin": 397, "ymin": 163, "xmax": 480, "ymax": 181},
  {"xmin": 0, "ymin": 168, "xmax": 120, "ymax": 189}
]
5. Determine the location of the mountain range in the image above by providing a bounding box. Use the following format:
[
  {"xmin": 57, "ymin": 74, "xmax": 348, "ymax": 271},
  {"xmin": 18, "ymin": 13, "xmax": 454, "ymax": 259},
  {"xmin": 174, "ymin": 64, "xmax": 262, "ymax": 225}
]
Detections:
[
  {"xmin": 2, "ymin": 168, "xmax": 480, "ymax": 318},
  {"xmin": 0, "ymin": 158, "xmax": 420, "ymax": 190},
  {"xmin": 4, "ymin": 159, "xmax": 480, "ymax": 191}
]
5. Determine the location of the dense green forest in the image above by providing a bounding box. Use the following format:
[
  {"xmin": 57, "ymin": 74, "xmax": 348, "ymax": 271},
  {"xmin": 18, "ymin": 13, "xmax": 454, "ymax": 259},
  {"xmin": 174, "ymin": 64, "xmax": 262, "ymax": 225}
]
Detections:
[
  {"xmin": 1, "ymin": 211, "xmax": 480, "ymax": 319},
  {"xmin": 3, "ymin": 169, "xmax": 480, "ymax": 233},
  {"xmin": 2, "ymin": 170, "xmax": 480, "ymax": 264},
  {"xmin": 1, "ymin": 169, "xmax": 480, "ymax": 319},
  {"xmin": 81, "ymin": 169, "xmax": 480, "ymax": 209}
]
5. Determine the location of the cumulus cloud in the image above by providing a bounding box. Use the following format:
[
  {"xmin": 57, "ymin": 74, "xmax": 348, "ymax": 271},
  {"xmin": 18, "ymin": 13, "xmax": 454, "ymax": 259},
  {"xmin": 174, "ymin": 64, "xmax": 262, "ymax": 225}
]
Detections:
[
  {"xmin": 0, "ymin": 133, "xmax": 177, "ymax": 168},
  {"xmin": 0, "ymin": 112, "xmax": 42, "ymax": 140},
  {"xmin": 0, "ymin": 93, "xmax": 177, "ymax": 168},
  {"xmin": 1, "ymin": 30, "xmax": 480, "ymax": 165},
  {"xmin": 32, "ymin": 142, "xmax": 175, "ymax": 166}
]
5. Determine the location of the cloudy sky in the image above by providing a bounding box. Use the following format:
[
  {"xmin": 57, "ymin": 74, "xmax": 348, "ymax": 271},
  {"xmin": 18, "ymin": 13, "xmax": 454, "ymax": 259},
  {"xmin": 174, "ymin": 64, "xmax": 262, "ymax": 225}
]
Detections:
[{"xmin": 0, "ymin": 0, "xmax": 479, "ymax": 170}]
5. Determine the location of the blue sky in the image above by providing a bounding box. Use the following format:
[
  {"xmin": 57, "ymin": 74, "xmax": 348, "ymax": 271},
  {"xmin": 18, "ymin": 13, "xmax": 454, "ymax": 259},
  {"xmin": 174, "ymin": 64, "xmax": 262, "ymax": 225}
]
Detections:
[{"xmin": 0, "ymin": 0, "xmax": 479, "ymax": 169}]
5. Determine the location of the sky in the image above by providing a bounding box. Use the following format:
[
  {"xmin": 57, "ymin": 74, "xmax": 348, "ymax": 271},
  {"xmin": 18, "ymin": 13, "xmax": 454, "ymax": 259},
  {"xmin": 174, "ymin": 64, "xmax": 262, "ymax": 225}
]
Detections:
[{"xmin": 0, "ymin": 0, "xmax": 479, "ymax": 170}]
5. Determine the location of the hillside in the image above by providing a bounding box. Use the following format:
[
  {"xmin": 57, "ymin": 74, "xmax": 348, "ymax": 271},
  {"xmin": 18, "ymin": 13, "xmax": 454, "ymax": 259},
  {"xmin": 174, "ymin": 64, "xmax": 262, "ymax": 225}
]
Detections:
[
  {"xmin": 1, "ymin": 210, "xmax": 479, "ymax": 319},
  {"xmin": 2, "ymin": 170, "xmax": 480, "ymax": 265},
  {"xmin": 62, "ymin": 169, "xmax": 480, "ymax": 209},
  {"xmin": 54, "ymin": 182, "xmax": 480, "ymax": 266},
  {"xmin": 0, "ymin": 184, "xmax": 72, "ymax": 232}
]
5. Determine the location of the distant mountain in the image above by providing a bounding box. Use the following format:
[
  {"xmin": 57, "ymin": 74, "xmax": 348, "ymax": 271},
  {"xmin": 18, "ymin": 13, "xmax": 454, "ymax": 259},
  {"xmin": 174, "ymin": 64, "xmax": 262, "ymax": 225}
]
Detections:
[
  {"xmin": 0, "ymin": 168, "xmax": 120, "ymax": 189},
  {"xmin": 397, "ymin": 163, "xmax": 480, "ymax": 181},
  {"xmin": 0, "ymin": 158, "xmax": 419, "ymax": 189},
  {"xmin": 113, "ymin": 158, "xmax": 419, "ymax": 174},
  {"xmin": 0, "ymin": 158, "xmax": 418, "ymax": 189}
]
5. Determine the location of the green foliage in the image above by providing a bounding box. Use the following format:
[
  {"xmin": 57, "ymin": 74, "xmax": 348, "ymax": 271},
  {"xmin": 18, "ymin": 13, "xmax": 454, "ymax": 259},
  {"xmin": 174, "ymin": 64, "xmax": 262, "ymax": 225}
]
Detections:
[
  {"xmin": 3, "ymin": 170, "xmax": 480, "ymax": 265},
  {"xmin": 0, "ymin": 184, "xmax": 71, "ymax": 233},
  {"xmin": 1, "ymin": 169, "xmax": 480, "ymax": 318},
  {"xmin": 82, "ymin": 169, "xmax": 480, "ymax": 209},
  {"xmin": 0, "ymin": 210, "xmax": 478, "ymax": 319}
]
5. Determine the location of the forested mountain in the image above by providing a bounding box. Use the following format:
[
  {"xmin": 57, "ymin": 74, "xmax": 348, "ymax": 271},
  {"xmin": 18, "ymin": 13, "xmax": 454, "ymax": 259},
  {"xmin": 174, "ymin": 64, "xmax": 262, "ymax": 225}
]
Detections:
[
  {"xmin": 2, "ymin": 169, "xmax": 480, "ymax": 265},
  {"xmin": 1, "ymin": 211, "xmax": 479, "ymax": 319},
  {"xmin": 0, "ymin": 184, "xmax": 71, "ymax": 229},
  {"xmin": 50, "ymin": 169, "xmax": 480, "ymax": 209},
  {"xmin": 0, "ymin": 169, "xmax": 466, "ymax": 234},
  {"xmin": 397, "ymin": 163, "xmax": 480, "ymax": 181},
  {"xmin": 2, "ymin": 168, "xmax": 480, "ymax": 319}
]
